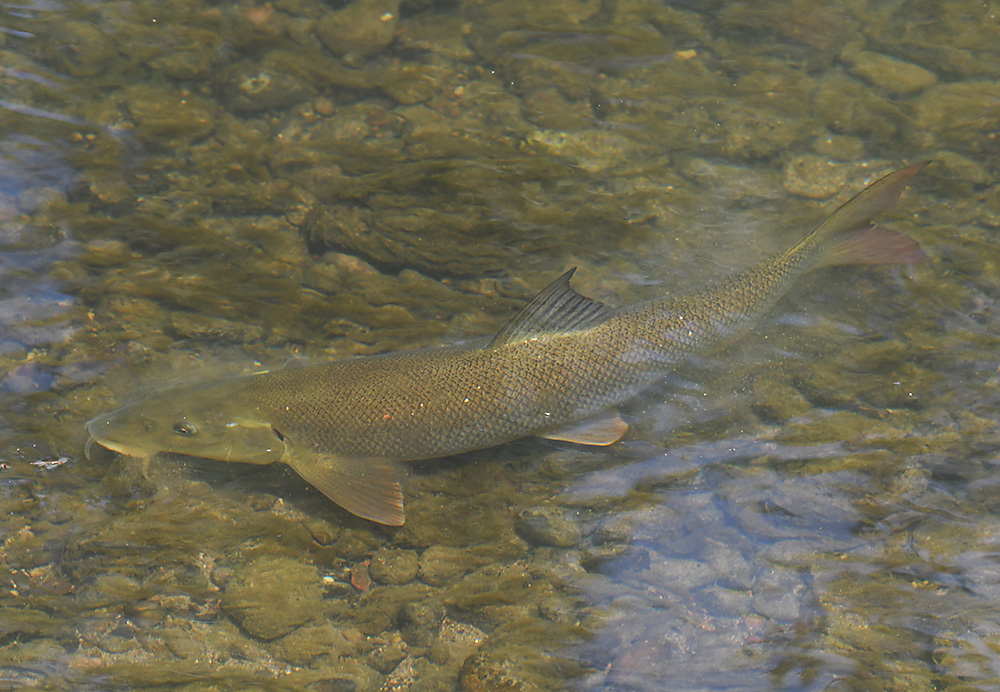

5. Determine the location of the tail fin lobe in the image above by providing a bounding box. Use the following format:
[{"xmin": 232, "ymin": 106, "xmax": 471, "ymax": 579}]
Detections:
[{"xmin": 820, "ymin": 225, "xmax": 926, "ymax": 267}]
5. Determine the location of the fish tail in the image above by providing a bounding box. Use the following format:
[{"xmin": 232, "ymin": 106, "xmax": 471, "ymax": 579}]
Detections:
[
  {"xmin": 818, "ymin": 224, "xmax": 925, "ymax": 267},
  {"xmin": 800, "ymin": 162, "xmax": 929, "ymax": 269}
]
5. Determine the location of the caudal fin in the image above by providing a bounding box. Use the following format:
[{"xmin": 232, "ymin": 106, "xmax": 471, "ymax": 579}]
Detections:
[
  {"xmin": 809, "ymin": 162, "xmax": 929, "ymax": 268},
  {"xmin": 821, "ymin": 225, "xmax": 926, "ymax": 266}
]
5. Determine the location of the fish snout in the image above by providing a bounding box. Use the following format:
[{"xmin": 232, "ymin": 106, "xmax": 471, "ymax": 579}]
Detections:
[
  {"xmin": 85, "ymin": 413, "xmax": 111, "ymax": 438},
  {"xmin": 83, "ymin": 411, "xmax": 154, "ymax": 459},
  {"xmin": 85, "ymin": 412, "xmax": 120, "ymax": 446},
  {"xmin": 84, "ymin": 413, "xmax": 116, "ymax": 460}
]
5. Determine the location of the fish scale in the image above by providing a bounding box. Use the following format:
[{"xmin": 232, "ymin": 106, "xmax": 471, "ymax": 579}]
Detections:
[
  {"xmin": 85, "ymin": 163, "xmax": 929, "ymax": 525},
  {"xmin": 249, "ymin": 338, "xmax": 621, "ymax": 459}
]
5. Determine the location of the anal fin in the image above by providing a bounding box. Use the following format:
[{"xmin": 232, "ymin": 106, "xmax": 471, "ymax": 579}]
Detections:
[
  {"xmin": 539, "ymin": 412, "xmax": 628, "ymax": 446},
  {"xmin": 285, "ymin": 453, "xmax": 405, "ymax": 526}
]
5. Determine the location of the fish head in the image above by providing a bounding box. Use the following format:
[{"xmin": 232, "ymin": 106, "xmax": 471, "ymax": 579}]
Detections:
[{"xmin": 85, "ymin": 380, "xmax": 286, "ymax": 465}]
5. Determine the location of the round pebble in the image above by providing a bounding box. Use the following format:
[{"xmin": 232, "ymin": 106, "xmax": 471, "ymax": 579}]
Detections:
[
  {"xmin": 515, "ymin": 507, "xmax": 582, "ymax": 548},
  {"xmin": 368, "ymin": 548, "xmax": 419, "ymax": 585},
  {"xmin": 222, "ymin": 556, "xmax": 323, "ymax": 640}
]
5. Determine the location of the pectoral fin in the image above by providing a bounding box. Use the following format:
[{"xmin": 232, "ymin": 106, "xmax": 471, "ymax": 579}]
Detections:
[
  {"xmin": 285, "ymin": 453, "xmax": 405, "ymax": 526},
  {"xmin": 539, "ymin": 412, "xmax": 628, "ymax": 446}
]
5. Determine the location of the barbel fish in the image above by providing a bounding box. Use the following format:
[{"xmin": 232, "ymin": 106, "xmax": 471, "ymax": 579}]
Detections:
[{"xmin": 86, "ymin": 163, "xmax": 928, "ymax": 525}]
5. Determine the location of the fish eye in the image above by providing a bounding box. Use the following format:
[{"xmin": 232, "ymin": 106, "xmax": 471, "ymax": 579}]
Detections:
[{"xmin": 173, "ymin": 422, "xmax": 198, "ymax": 436}]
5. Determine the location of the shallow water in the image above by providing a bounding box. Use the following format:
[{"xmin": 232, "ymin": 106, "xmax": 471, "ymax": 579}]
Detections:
[{"xmin": 1, "ymin": 0, "xmax": 999, "ymax": 689}]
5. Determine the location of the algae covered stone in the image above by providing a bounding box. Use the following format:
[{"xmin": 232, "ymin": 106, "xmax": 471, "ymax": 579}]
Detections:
[
  {"xmin": 913, "ymin": 80, "xmax": 1000, "ymax": 150},
  {"xmin": 420, "ymin": 546, "xmax": 474, "ymax": 586},
  {"xmin": 813, "ymin": 73, "xmax": 901, "ymax": 139},
  {"xmin": 222, "ymin": 556, "xmax": 323, "ymax": 639},
  {"xmin": 219, "ymin": 57, "xmax": 316, "ymax": 113},
  {"xmin": 400, "ymin": 598, "xmax": 446, "ymax": 647},
  {"xmin": 271, "ymin": 623, "xmax": 356, "ymax": 665},
  {"xmin": 750, "ymin": 376, "xmax": 812, "ymax": 424},
  {"xmin": 783, "ymin": 155, "xmax": 849, "ymax": 199},
  {"xmin": 120, "ymin": 84, "xmax": 216, "ymax": 145},
  {"xmin": 368, "ymin": 547, "xmax": 419, "ymax": 585},
  {"xmin": 841, "ymin": 48, "xmax": 937, "ymax": 94},
  {"xmin": 515, "ymin": 506, "xmax": 583, "ymax": 548},
  {"xmin": 47, "ymin": 20, "xmax": 118, "ymax": 77},
  {"xmin": 459, "ymin": 650, "xmax": 527, "ymax": 692},
  {"xmin": 316, "ymin": 0, "xmax": 401, "ymax": 66}
]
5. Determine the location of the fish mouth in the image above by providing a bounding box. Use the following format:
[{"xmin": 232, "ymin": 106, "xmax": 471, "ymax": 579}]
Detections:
[{"xmin": 84, "ymin": 434, "xmax": 154, "ymax": 459}]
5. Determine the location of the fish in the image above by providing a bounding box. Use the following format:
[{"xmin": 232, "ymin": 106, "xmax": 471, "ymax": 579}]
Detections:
[{"xmin": 85, "ymin": 162, "xmax": 929, "ymax": 525}]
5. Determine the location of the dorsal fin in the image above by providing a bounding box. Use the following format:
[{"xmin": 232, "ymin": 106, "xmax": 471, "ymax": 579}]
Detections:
[{"xmin": 489, "ymin": 268, "xmax": 615, "ymax": 348}]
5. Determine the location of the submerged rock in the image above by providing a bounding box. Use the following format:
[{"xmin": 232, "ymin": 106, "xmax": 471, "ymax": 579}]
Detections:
[
  {"xmin": 751, "ymin": 376, "xmax": 812, "ymax": 424},
  {"xmin": 813, "ymin": 73, "xmax": 901, "ymax": 139},
  {"xmin": 645, "ymin": 556, "xmax": 715, "ymax": 592},
  {"xmin": 47, "ymin": 20, "xmax": 118, "ymax": 77},
  {"xmin": 459, "ymin": 651, "xmax": 526, "ymax": 692},
  {"xmin": 301, "ymin": 200, "xmax": 516, "ymax": 278},
  {"xmin": 222, "ymin": 556, "xmax": 323, "ymax": 639},
  {"xmin": 751, "ymin": 569, "xmax": 805, "ymax": 622},
  {"xmin": 515, "ymin": 506, "xmax": 583, "ymax": 548},
  {"xmin": 522, "ymin": 129, "xmax": 642, "ymax": 173},
  {"xmin": 315, "ymin": 0, "xmax": 402, "ymax": 66},
  {"xmin": 521, "ymin": 88, "xmax": 592, "ymax": 131},
  {"xmin": 218, "ymin": 55, "xmax": 316, "ymax": 113},
  {"xmin": 841, "ymin": 48, "xmax": 937, "ymax": 94},
  {"xmin": 368, "ymin": 548, "xmax": 419, "ymax": 585},
  {"xmin": 783, "ymin": 155, "xmax": 849, "ymax": 199},
  {"xmin": 419, "ymin": 546, "xmax": 475, "ymax": 586},
  {"xmin": 120, "ymin": 84, "xmax": 217, "ymax": 145},
  {"xmin": 271, "ymin": 623, "xmax": 357, "ymax": 665},
  {"xmin": 913, "ymin": 80, "xmax": 1000, "ymax": 149},
  {"xmin": 400, "ymin": 598, "xmax": 446, "ymax": 647}
]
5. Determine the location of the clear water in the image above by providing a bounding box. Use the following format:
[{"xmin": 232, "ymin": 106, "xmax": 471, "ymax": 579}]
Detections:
[{"xmin": 1, "ymin": 0, "xmax": 998, "ymax": 690}]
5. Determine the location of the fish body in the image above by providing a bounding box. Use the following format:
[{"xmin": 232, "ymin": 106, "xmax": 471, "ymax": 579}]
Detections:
[{"xmin": 86, "ymin": 163, "xmax": 928, "ymax": 525}]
